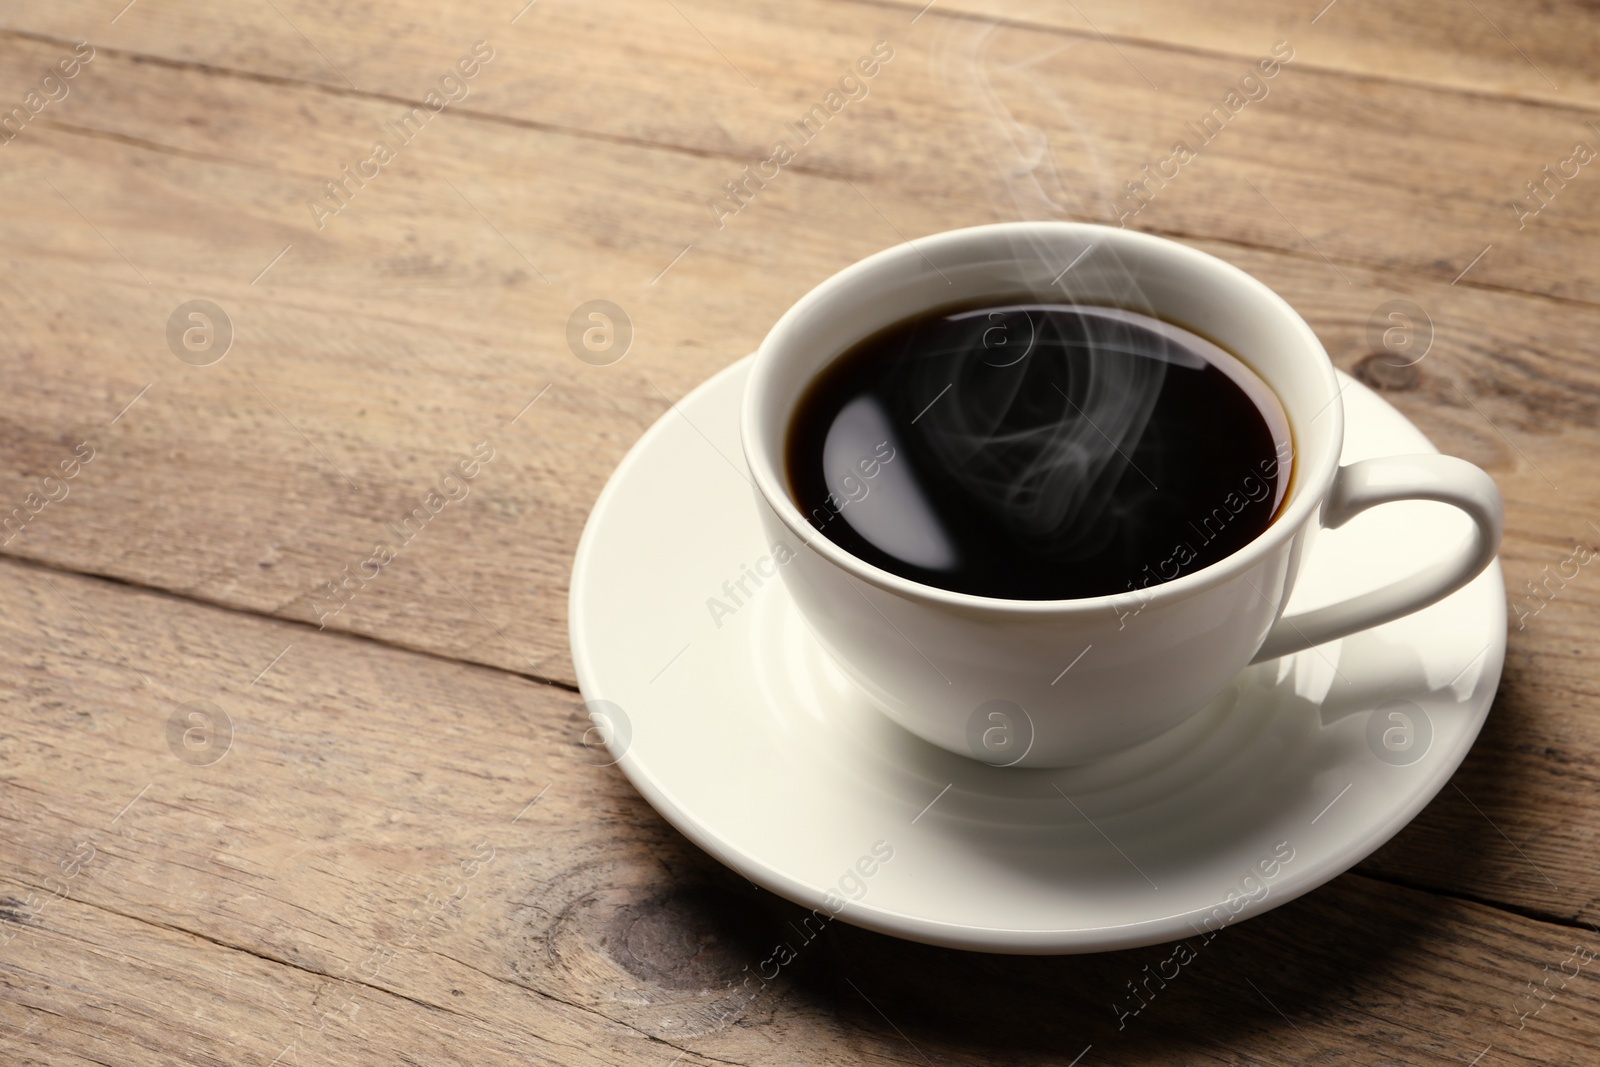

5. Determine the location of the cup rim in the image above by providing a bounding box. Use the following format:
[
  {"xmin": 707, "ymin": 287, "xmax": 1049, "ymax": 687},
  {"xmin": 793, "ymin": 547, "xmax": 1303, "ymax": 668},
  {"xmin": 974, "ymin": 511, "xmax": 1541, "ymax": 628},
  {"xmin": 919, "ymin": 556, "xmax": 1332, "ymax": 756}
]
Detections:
[{"xmin": 740, "ymin": 221, "xmax": 1343, "ymax": 616}]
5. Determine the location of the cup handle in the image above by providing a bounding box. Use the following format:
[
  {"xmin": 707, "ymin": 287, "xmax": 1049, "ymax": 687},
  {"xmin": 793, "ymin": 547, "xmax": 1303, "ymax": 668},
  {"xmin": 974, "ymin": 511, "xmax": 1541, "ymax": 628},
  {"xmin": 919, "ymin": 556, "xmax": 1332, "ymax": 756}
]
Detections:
[{"xmin": 1250, "ymin": 454, "xmax": 1504, "ymax": 663}]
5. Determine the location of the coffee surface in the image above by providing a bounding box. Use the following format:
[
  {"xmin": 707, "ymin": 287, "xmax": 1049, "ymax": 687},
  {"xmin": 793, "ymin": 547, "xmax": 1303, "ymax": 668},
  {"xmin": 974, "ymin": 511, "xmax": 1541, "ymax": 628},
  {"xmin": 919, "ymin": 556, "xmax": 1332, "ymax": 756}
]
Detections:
[{"xmin": 785, "ymin": 303, "xmax": 1292, "ymax": 600}]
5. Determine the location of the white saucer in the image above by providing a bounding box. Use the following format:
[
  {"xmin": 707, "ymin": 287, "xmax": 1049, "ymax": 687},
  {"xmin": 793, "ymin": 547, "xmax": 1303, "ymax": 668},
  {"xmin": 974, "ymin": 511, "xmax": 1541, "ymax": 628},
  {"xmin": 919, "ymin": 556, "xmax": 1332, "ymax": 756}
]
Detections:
[{"xmin": 569, "ymin": 357, "xmax": 1505, "ymax": 954}]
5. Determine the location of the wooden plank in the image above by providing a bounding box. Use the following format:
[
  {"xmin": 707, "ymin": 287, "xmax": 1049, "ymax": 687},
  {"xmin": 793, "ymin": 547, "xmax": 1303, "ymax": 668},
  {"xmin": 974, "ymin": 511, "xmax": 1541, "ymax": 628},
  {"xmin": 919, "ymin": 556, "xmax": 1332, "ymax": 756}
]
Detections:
[
  {"xmin": 6, "ymin": 1, "xmax": 1600, "ymax": 305},
  {"xmin": 0, "ymin": 889, "xmax": 613, "ymax": 1067},
  {"xmin": 8, "ymin": 0, "xmax": 1599, "ymax": 120},
  {"xmin": 3, "ymin": 558, "xmax": 1599, "ymax": 1066},
  {"xmin": 889, "ymin": 0, "xmax": 1599, "ymax": 109}
]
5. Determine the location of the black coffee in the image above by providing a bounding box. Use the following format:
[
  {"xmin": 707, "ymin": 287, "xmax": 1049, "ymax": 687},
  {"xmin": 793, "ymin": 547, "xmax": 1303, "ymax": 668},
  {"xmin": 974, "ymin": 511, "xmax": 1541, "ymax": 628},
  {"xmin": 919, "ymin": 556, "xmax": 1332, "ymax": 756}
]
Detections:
[{"xmin": 785, "ymin": 302, "xmax": 1293, "ymax": 600}]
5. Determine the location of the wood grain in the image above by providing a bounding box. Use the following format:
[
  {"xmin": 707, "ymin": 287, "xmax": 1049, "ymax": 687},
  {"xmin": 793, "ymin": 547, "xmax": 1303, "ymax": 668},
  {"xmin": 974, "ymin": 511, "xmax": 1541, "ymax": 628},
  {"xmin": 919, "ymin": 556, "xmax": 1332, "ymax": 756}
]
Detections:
[
  {"xmin": 0, "ymin": 30, "xmax": 1597, "ymax": 674},
  {"xmin": 891, "ymin": 0, "xmax": 1600, "ymax": 109},
  {"xmin": 9, "ymin": 0, "xmax": 1600, "ymax": 125},
  {"xmin": 1, "ymin": 1, "xmax": 1598, "ymax": 1063},
  {"xmin": 3, "ymin": 558, "xmax": 1599, "ymax": 1067},
  {"xmin": 8, "ymin": 0, "xmax": 1600, "ymax": 308},
  {"xmin": 0, "ymin": 24, "xmax": 1597, "ymax": 925}
]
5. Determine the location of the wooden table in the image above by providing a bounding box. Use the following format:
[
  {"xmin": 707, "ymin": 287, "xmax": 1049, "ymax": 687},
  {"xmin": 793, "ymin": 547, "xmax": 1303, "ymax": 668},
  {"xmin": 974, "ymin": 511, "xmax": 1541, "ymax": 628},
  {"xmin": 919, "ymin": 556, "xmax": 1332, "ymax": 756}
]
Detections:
[{"xmin": 2, "ymin": 1, "xmax": 1598, "ymax": 1063}]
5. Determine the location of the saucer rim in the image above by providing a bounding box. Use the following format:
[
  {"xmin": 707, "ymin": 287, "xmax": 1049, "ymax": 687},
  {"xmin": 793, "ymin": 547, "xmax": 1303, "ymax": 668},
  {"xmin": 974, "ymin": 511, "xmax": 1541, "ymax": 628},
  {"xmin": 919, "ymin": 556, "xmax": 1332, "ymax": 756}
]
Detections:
[{"xmin": 570, "ymin": 356, "xmax": 1505, "ymax": 954}]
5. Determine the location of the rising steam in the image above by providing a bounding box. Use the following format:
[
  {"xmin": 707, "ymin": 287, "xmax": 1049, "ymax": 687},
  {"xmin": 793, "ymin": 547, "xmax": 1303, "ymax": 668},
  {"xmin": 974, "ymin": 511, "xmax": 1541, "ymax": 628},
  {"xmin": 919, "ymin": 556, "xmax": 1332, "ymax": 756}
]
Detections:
[
  {"xmin": 868, "ymin": 25, "xmax": 1183, "ymax": 561},
  {"xmin": 902, "ymin": 307, "xmax": 1197, "ymax": 559}
]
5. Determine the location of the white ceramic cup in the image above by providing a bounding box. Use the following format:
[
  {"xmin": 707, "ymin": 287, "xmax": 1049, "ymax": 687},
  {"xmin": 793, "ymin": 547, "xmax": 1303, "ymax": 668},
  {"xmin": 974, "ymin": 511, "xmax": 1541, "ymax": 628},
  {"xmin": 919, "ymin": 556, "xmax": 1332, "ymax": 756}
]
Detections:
[{"xmin": 741, "ymin": 222, "xmax": 1503, "ymax": 768}]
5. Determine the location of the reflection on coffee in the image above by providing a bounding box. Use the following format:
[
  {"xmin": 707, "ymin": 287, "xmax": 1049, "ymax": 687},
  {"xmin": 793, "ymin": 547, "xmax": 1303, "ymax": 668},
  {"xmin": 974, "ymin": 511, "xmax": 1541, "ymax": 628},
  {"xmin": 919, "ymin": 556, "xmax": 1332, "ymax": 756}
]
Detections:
[{"xmin": 785, "ymin": 303, "xmax": 1293, "ymax": 600}]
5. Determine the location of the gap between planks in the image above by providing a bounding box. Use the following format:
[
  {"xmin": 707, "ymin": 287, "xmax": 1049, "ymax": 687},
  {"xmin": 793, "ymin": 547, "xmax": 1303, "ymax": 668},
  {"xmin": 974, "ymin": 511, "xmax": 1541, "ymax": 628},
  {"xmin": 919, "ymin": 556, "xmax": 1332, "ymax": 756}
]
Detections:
[
  {"xmin": 0, "ymin": 549, "xmax": 1578, "ymax": 936},
  {"xmin": 5, "ymin": 24, "xmax": 1600, "ymax": 314}
]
